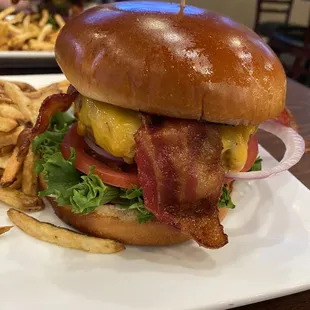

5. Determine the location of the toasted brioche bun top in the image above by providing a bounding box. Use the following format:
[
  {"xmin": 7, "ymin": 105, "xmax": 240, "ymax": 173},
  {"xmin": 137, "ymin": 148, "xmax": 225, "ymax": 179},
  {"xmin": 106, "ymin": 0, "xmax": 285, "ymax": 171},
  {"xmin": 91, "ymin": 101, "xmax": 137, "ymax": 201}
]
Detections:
[{"xmin": 55, "ymin": 1, "xmax": 286, "ymax": 125}]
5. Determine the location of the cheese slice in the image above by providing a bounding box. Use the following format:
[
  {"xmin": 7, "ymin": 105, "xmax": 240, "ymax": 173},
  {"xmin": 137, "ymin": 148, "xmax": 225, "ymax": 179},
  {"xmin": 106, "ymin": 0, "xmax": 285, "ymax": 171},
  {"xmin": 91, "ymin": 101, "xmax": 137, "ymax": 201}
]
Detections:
[
  {"xmin": 76, "ymin": 96, "xmax": 141, "ymax": 163},
  {"xmin": 76, "ymin": 96, "xmax": 256, "ymax": 170}
]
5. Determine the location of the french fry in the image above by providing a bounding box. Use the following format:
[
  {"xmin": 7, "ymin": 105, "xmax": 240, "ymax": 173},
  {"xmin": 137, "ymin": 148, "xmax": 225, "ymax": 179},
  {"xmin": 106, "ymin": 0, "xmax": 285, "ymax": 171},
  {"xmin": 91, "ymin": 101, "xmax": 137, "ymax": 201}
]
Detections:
[
  {"xmin": 22, "ymin": 148, "xmax": 37, "ymax": 196},
  {"xmin": 0, "ymin": 190, "xmax": 44, "ymax": 212},
  {"xmin": 0, "ymin": 44, "xmax": 8, "ymax": 51},
  {"xmin": 7, "ymin": 24, "xmax": 22, "ymax": 34},
  {"xmin": 0, "ymin": 126, "xmax": 24, "ymax": 147},
  {"xmin": 37, "ymin": 24, "xmax": 53, "ymax": 42},
  {"xmin": 3, "ymin": 82, "xmax": 33, "ymax": 123},
  {"xmin": 0, "ymin": 103, "xmax": 26, "ymax": 121},
  {"xmin": 0, "ymin": 116, "xmax": 18, "ymax": 132},
  {"xmin": 8, "ymin": 31, "xmax": 39, "ymax": 50},
  {"xmin": 0, "ymin": 22, "xmax": 9, "ymax": 46},
  {"xmin": 28, "ymin": 39, "xmax": 54, "ymax": 51},
  {"xmin": 0, "ymin": 145, "xmax": 14, "ymax": 156},
  {"xmin": 0, "ymin": 7, "xmax": 15, "ymax": 20},
  {"xmin": 0, "ymin": 226, "xmax": 13, "ymax": 236},
  {"xmin": 38, "ymin": 9, "xmax": 49, "ymax": 27},
  {"xmin": 22, "ymin": 15, "xmax": 31, "ymax": 30},
  {"xmin": 0, "ymin": 80, "xmax": 36, "ymax": 93},
  {"xmin": 30, "ymin": 13, "xmax": 40, "ymax": 22},
  {"xmin": 8, "ymin": 170, "xmax": 22, "ymax": 190},
  {"xmin": 0, "ymin": 146, "xmax": 25, "ymax": 186},
  {"xmin": 8, "ymin": 11, "xmax": 25, "ymax": 25},
  {"xmin": 7, "ymin": 209, "xmax": 125, "ymax": 253},
  {"xmin": 0, "ymin": 152, "xmax": 10, "ymax": 169},
  {"xmin": 54, "ymin": 14, "xmax": 65, "ymax": 28}
]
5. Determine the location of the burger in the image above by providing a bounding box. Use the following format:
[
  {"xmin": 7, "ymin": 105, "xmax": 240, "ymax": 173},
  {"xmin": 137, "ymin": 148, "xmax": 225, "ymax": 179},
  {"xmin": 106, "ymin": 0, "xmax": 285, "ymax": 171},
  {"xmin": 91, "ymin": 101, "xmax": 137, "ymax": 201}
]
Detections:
[{"xmin": 28, "ymin": 1, "xmax": 304, "ymax": 249}]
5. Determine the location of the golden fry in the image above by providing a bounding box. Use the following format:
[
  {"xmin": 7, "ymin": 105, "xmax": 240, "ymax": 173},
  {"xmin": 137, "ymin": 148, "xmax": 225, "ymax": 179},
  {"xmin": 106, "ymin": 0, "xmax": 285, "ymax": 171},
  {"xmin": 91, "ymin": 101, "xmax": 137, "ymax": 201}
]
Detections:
[
  {"xmin": 0, "ymin": 80, "xmax": 36, "ymax": 93},
  {"xmin": 0, "ymin": 152, "xmax": 10, "ymax": 169},
  {"xmin": 0, "ymin": 126, "xmax": 24, "ymax": 147},
  {"xmin": 54, "ymin": 14, "xmax": 65, "ymax": 28},
  {"xmin": 0, "ymin": 22, "xmax": 9, "ymax": 46},
  {"xmin": 8, "ymin": 31, "xmax": 39, "ymax": 50},
  {"xmin": 0, "ymin": 226, "xmax": 13, "ymax": 236},
  {"xmin": 37, "ymin": 24, "xmax": 53, "ymax": 42},
  {"xmin": 8, "ymin": 170, "xmax": 22, "ymax": 190},
  {"xmin": 0, "ymin": 190, "xmax": 44, "ymax": 212},
  {"xmin": 7, "ymin": 209, "xmax": 125, "ymax": 253},
  {"xmin": 22, "ymin": 148, "xmax": 37, "ymax": 196},
  {"xmin": 0, "ymin": 145, "xmax": 14, "ymax": 156},
  {"xmin": 3, "ymin": 82, "xmax": 33, "ymax": 123},
  {"xmin": 38, "ymin": 9, "xmax": 49, "ymax": 27},
  {"xmin": 0, "ymin": 44, "xmax": 8, "ymax": 51},
  {"xmin": 0, "ymin": 146, "xmax": 25, "ymax": 186},
  {"xmin": 26, "ymin": 83, "xmax": 65, "ymax": 116},
  {"xmin": 22, "ymin": 15, "xmax": 31, "ymax": 30},
  {"xmin": 0, "ymin": 116, "xmax": 18, "ymax": 132},
  {"xmin": 7, "ymin": 24, "xmax": 22, "ymax": 34},
  {"xmin": 8, "ymin": 11, "xmax": 25, "ymax": 25},
  {"xmin": 0, "ymin": 7, "xmax": 15, "ymax": 20},
  {"xmin": 0, "ymin": 103, "xmax": 26, "ymax": 121},
  {"xmin": 30, "ymin": 13, "xmax": 40, "ymax": 22},
  {"xmin": 28, "ymin": 39, "xmax": 54, "ymax": 51}
]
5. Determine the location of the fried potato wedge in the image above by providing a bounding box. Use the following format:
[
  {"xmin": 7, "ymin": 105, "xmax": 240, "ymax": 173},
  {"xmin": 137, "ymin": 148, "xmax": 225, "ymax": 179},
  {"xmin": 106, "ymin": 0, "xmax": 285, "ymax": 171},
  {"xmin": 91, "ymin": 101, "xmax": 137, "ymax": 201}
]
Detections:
[
  {"xmin": 0, "ymin": 116, "xmax": 18, "ymax": 132},
  {"xmin": 0, "ymin": 146, "xmax": 24, "ymax": 186},
  {"xmin": 3, "ymin": 82, "xmax": 33, "ymax": 123},
  {"xmin": 0, "ymin": 103, "xmax": 26, "ymax": 121},
  {"xmin": 0, "ymin": 126, "xmax": 24, "ymax": 147},
  {"xmin": 0, "ymin": 188, "xmax": 44, "ymax": 212},
  {"xmin": 0, "ymin": 225, "xmax": 13, "ymax": 236},
  {"xmin": 22, "ymin": 148, "xmax": 37, "ymax": 196},
  {"xmin": 7, "ymin": 209, "xmax": 125, "ymax": 254}
]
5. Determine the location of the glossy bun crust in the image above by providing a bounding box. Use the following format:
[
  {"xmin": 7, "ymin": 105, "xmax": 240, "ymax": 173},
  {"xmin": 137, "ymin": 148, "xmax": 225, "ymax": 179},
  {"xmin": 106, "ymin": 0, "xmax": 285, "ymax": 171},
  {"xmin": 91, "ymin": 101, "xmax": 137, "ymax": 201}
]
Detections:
[
  {"xmin": 40, "ymin": 176, "xmax": 228, "ymax": 246},
  {"xmin": 56, "ymin": 1, "xmax": 286, "ymax": 125}
]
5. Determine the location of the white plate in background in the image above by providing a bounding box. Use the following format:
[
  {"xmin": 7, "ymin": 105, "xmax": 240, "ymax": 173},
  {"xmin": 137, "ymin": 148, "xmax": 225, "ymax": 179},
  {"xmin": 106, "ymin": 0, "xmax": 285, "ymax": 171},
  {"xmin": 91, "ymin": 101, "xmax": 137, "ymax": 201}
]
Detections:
[{"xmin": 0, "ymin": 74, "xmax": 310, "ymax": 310}]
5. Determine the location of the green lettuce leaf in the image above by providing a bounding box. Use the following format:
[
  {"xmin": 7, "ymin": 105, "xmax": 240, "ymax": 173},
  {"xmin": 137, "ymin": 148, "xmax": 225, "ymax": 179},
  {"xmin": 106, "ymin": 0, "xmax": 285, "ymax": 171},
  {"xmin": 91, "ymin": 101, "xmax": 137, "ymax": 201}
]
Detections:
[
  {"xmin": 117, "ymin": 186, "xmax": 154, "ymax": 223},
  {"xmin": 39, "ymin": 149, "xmax": 81, "ymax": 204},
  {"xmin": 68, "ymin": 167, "xmax": 120, "ymax": 214},
  {"xmin": 248, "ymin": 156, "xmax": 263, "ymax": 172},
  {"xmin": 219, "ymin": 187, "xmax": 235, "ymax": 209}
]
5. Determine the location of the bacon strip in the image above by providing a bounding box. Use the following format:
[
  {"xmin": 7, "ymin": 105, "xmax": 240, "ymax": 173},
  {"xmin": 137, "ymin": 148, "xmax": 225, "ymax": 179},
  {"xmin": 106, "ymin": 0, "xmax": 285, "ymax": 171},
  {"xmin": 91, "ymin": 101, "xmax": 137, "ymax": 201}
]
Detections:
[
  {"xmin": 135, "ymin": 117, "xmax": 227, "ymax": 249},
  {"xmin": 275, "ymin": 107, "xmax": 298, "ymax": 131},
  {"xmin": 17, "ymin": 91, "xmax": 78, "ymax": 158}
]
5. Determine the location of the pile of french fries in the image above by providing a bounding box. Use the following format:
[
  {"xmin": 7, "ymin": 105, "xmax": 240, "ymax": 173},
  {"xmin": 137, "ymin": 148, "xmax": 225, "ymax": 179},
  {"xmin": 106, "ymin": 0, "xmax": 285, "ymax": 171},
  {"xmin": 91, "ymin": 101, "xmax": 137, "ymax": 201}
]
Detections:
[
  {"xmin": 0, "ymin": 7, "xmax": 65, "ymax": 51},
  {"xmin": 0, "ymin": 80, "xmax": 125, "ymax": 253},
  {"xmin": 0, "ymin": 79, "xmax": 69, "ymax": 211}
]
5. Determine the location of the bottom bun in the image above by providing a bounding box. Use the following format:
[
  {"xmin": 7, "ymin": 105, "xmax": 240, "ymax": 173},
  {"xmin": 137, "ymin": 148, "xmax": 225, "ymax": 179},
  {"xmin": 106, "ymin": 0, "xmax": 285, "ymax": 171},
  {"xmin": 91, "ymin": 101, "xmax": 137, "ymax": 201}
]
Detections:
[{"xmin": 40, "ymin": 176, "xmax": 229, "ymax": 246}]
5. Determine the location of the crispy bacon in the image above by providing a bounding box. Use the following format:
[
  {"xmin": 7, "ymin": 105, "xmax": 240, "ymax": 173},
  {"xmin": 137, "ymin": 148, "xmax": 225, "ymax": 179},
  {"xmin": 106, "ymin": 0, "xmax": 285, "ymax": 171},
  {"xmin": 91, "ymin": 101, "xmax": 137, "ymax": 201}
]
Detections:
[
  {"xmin": 17, "ymin": 91, "xmax": 78, "ymax": 157},
  {"xmin": 275, "ymin": 107, "xmax": 298, "ymax": 131},
  {"xmin": 135, "ymin": 117, "xmax": 227, "ymax": 249}
]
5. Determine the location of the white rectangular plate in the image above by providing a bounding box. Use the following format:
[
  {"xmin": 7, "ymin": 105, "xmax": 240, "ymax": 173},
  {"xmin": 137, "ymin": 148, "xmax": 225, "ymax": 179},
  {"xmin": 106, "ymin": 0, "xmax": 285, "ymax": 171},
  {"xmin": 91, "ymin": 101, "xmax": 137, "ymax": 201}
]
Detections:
[{"xmin": 1, "ymin": 74, "xmax": 310, "ymax": 310}]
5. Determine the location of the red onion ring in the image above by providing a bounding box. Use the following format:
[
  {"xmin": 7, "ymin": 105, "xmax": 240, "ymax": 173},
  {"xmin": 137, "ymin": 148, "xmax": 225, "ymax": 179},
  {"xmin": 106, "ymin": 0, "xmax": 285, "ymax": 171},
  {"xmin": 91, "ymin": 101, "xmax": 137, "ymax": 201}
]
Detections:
[
  {"xmin": 84, "ymin": 136, "xmax": 125, "ymax": 164},
  {"xmin": 225, "ymin": 120, "xmax": 305, "ymax": 180}
]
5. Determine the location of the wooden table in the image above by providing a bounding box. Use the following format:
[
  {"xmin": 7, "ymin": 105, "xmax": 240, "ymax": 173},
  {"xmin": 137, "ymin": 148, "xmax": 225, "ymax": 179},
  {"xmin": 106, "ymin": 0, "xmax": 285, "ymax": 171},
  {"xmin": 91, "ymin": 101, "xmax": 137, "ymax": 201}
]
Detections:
[{"xmin": 236, "ymin": 78, "xmax": 310, "ymax": 309}]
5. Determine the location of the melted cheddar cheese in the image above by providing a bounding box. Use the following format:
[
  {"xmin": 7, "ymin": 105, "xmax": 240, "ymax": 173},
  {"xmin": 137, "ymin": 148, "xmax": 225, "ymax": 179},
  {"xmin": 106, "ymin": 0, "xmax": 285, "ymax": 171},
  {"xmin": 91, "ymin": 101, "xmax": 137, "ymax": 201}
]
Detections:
[
  {"xmin": 76, "ymin": 96, "xmax": 141, "ymax": 163},
  {"xmin": 76, "ymin": 96, "xmax": 256, "ymax": 170}
]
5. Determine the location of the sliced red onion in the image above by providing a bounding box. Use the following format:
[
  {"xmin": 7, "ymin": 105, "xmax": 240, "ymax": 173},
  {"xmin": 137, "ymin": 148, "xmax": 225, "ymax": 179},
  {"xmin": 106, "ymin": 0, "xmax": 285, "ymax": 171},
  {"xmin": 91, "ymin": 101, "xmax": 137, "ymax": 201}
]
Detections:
[
  {"xmin": 84, "ymin": 136, "xmax": 125, "ymax": 164},
  {"xmin": 225, "ymin": 120, "xmax": 305, "ymax": 180}
]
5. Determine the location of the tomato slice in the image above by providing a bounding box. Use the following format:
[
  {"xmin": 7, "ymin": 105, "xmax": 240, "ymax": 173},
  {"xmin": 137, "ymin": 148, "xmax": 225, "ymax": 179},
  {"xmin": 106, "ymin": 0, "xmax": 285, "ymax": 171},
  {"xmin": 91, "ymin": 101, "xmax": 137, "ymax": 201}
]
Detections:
[
  {"xmin": 61, "ymin": 124, "xmax": 140, "ymax": 189},
  {"xmin": 241, "ymin": 135, "xmax": 258, "ymax": 172},
  {"xmin": 62, "ymin": 124, "xmax": 259, "ymax": 188}
]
